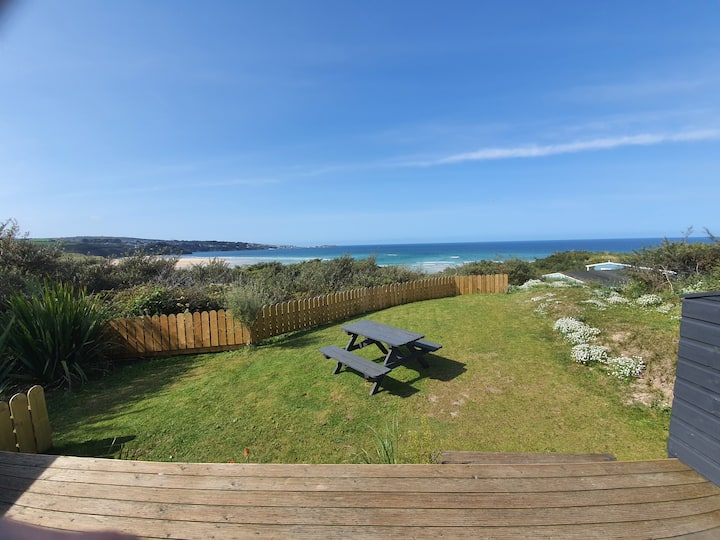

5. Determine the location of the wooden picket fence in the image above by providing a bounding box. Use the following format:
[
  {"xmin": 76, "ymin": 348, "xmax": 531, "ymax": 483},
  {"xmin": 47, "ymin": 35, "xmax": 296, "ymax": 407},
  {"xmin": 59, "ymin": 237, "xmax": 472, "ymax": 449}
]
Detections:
[
  {"xmin": 0, "ymin": 385, "xmax": 53, "ymax": 453},
  {"xmin": 109, "ymin": 274, "xmax": 508, "ymax": 358}
]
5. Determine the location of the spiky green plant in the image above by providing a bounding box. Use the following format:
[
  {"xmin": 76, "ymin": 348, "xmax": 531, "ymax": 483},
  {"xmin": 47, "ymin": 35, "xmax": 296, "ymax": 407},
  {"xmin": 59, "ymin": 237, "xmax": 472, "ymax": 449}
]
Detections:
[
  {"xmin": 3, "ymin": 281, "xmax": 112, "ymax": 389},
  {"xmin": 360, "ymin": 416, "xmax": 400, "ymax": 464},
  {"xmin": 0, "ymin": 316, "xmax": 16, "ymax": 397}
]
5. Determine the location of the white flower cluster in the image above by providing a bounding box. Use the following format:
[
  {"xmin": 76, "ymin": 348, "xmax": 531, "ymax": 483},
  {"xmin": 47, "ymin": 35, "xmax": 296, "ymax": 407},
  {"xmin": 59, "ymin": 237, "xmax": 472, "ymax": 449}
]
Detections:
[
  {"xmin": 553, "ymin": 317, "xmax": 601, "ymax": 344},
  {"xmin": 548, "ymin": 280, "xmax": 575, "ymax": 288},
  {"xmin": 583, "ymin": 298, "xmax": 607, "ymax": 310},
  {"xmin": 655, "ymin": 303, "xmax": 674, "ymax": 314},
  {"xmin": 607, "ymin": 356, "xmax": 645, "ymax": 379},
  {"xmin": 605, "ymin": 293, "xmax": 630, "ymax": 305},
  {"xmin": 571, "ymin": 344, "xmax": 609, "ymax": 365},
  {"xmin": 635, "ymin": 294, "xmax": 663, "ymax": 307},
  {"xmin": 518, "ymin": 279, "xmax": 546, "ymax": 290},
  {"xmin": 681, "ymin": 281, "xmax": 705, "ymax": 294},
  {"xmin": 531, "ymin": 292, "xmax": 556, "ymax": 302}
]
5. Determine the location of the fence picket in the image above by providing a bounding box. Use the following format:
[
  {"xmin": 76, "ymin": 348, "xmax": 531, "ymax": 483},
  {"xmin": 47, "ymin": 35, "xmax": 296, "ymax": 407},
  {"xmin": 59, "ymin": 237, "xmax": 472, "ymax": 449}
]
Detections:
[
  {"xmin": 177, "ymin": 313, "xmax": 188, "ymax": 349},
  {"xmin": 27, "ymin": 386, "xmax": 52, "ymax": 453},
  {"xmin": 209, "ymin": 311, "xmax": 219, "ymax": 347},
  {"xmin": 0, "ymin": 387, "xmax": 53, "ymax": 454},
  {"xmin": 189, "ymin": 312, "xmax": 200, "ymax": 347},
  {"xmin": 0, "ymin": 402, "xmax": 14, "ymax": 451},
  {"xmin": 167, "ymin": 314, "xmax": 179, "ymax": 350},
  {"xmin": 158, "ymin": 315, "xmax": 170, "ymax": 351},
  {"xmin": 9, "ymin": 393, "xmax": 36, "ymax": 453}
]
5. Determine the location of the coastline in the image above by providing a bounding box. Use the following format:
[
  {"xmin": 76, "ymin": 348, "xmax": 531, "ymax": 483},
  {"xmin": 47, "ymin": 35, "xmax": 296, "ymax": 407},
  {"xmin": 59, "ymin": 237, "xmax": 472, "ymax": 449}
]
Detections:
[{"xmin": 174, "ymin": 257, "xmax": 218, "ymax": 269}]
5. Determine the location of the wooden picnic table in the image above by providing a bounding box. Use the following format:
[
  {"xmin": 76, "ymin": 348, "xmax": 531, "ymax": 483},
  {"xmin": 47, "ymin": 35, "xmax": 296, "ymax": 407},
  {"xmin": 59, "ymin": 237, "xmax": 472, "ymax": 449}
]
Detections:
[
  {"xmin": 342, "ymin": 320, "xmax": 439, "ymax": 369},
  {"xmin": 320, "ymin": 320, "xmax": 442, "ymax": 395}
]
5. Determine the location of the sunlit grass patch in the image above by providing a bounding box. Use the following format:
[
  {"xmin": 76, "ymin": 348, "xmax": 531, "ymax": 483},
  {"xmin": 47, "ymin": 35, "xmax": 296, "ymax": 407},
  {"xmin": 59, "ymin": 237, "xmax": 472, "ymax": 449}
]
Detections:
[{"xmin": 48, "ymin": 292, "xmax": 673, "ymax": 463}]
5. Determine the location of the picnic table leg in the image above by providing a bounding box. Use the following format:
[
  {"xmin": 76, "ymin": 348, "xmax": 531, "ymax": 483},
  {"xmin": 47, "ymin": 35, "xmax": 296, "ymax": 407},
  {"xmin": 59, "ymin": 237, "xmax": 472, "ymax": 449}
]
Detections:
[
  {"xmin": 333, "ymin": 362, "xmax": 343, "ymax": 375},
  {"xmin": 415, "ymin": 350, "xmax": 430, "ymax": 368},
  {"xmin": 345, "ymin": 333, "xmax": 360, "ymax": 351},
  {"xmin": 370, "ymin": 376, "xmax": 384, "ymax": 396}
]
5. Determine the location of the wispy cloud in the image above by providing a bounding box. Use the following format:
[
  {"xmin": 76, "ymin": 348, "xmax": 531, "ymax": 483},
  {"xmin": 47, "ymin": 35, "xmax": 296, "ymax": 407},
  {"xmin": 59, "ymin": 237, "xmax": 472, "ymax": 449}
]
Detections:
[{"xmin": 411, "ymin": 129, "xmax": 720, "ymax": 166}]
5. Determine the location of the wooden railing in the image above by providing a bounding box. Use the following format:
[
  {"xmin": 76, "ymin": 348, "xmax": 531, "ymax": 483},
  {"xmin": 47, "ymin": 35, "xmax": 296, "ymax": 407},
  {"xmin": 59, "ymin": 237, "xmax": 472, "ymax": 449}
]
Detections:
[
  {"xmin": 0, "ymin": 385, "xmax": 53, "ymax": 453},
  {"xmin": 110, "ymin": 274, "xmax": 508, "ymax": 358}
]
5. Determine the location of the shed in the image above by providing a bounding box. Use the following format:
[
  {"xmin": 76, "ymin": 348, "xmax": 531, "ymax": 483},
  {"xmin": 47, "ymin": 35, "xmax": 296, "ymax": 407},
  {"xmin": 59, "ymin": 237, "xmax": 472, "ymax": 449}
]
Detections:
[{"xmin": 667, "ymin": 291, "xmax": 720, "ymax": 486}]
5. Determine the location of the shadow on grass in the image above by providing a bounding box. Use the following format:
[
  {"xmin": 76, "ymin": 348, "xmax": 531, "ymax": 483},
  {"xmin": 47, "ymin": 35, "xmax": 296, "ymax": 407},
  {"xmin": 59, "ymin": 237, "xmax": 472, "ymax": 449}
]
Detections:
[
  {"xmin": 382, "ymin": 355, "xmax": 466, "ymax": 397},
  {"xmin": 47, "ymin": 354, "xmax": 204, "ymax": 457},
  {"xmin": 257, "ymin": 325, "xmax": 331, "ymax": 350},
  {"xmin": 51, "ymin": 435, "xmax": 137, "ymax": 458}
]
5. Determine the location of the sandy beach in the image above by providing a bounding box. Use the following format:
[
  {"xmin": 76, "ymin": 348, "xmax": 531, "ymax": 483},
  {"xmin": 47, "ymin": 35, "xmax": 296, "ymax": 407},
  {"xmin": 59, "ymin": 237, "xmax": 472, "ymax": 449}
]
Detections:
[{"xmin": 173, "ymin": 257, "xmax": 222, "ymax": 269}]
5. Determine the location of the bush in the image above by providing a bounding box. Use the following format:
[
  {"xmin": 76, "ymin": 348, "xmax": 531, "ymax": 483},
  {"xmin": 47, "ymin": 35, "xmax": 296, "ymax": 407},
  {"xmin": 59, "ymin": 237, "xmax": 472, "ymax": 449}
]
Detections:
[
  {"xmin": 607, "ymin": 356, "xmax": 646, "ymax": 379},
  {"xmin": 109, "ymin": 253, "xmax": 178, "ymax": 288},
  {"xmin": 0, "ymin": 219, "xmax": 64, "ymax": 307},
  {"xmin": 225, "ymin": 281, "xmax": 279, "ymax": 327},
  {"xmin": 570, "ymin": 344, "xmax": 609, "ymax": 365},
  {"xmin": 445, "ymin": 258, "xmax": 536, "ymax": 286},
  {"xmin": 110, "ymin": 284, "xmax": 227, "ymax": 317},
  {"xmin": 553, "ymin": 317, "xmax": 601, "ymax": 344},
  {"xmin": 625, "ymin": 233, "xmax": 720, "ymax": 293},
  {"xmin": 2, "ymin": 281, "xmax": 113, "ymax": 389}
]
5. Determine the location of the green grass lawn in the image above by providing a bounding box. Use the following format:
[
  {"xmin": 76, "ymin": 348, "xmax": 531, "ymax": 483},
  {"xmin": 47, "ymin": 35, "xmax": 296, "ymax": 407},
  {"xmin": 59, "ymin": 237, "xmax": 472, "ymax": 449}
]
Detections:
[{"xmin": 47, "ymin": 288, "xmax": 675, "ymax": 464}]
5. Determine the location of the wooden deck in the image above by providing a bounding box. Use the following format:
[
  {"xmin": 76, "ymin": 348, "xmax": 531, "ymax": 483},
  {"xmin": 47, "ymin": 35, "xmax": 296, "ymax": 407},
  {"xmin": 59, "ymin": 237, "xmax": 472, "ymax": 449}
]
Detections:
[{"xmin": 2, "ymin": 451, "xmax": 720, "ymax": 539}]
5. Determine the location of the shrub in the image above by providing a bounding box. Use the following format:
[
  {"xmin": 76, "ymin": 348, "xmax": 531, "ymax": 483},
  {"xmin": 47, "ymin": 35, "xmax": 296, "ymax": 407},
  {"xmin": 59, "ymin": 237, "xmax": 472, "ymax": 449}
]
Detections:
[
  {"xmin": 553, "ymin": 317, "xmax": 600, "ymax": 344},
  {"xmin": 635, "ymin": 294, "xmax": 664, "ymax": 307},
  {"xmin": 182, "ymin": 258, "xmax": 235, "ymax": 285},
  {"xmin": 570, "ymin": 344, "xmax": 609, "ymax": 365},
  {"xmin": 225, "ymin": 281, "xmax": 279, "ymax": 327},
  {"xmin": 447, "ymin": 258, "xmax": 536, "ymax": 286},
  {"xmin": 0, "ymin": 219, "xmax": 64, "ymax": 306},
  {"xmin": 607, "ymin": 356, "xmax": 645, "ymax": 379},
  {"xmin": 110, "ymin": 284, "xmax": 227, "ymax": 317},
  {"xmin": 2, "ymin": 281, "xmax": 113, "ymax": 389},
  {"xmin": 110, "ymin": 253, "xmax": 178, "ymax": 289}
]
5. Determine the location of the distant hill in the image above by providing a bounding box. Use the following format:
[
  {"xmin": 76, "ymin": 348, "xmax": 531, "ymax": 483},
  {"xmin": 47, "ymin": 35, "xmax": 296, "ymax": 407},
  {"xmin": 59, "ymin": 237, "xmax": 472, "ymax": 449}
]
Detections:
[{"xmin": 33, "ymin": 236, "xmax": 282, "ymax": 257}]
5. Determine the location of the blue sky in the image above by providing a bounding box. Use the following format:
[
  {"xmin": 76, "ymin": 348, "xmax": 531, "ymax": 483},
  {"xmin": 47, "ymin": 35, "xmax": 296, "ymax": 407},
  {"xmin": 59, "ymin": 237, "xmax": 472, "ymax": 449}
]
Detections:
[{"xmin": 1, "ymin": 1, "xmax": 719, "ymax": 246}]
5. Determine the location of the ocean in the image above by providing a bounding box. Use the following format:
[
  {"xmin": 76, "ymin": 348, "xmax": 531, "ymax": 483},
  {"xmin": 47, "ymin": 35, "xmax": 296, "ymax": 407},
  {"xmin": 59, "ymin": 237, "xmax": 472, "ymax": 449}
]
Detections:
[{"xmin": 179, "ymin": 237, "xmax": 708, "ymax": 273}]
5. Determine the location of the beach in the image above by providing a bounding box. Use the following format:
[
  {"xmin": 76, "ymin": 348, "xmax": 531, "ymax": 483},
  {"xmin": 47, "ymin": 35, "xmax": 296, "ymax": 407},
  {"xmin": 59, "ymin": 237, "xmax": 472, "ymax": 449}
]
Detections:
[{"xmin": 173, "ymin": 257, "xmax": 218, "ymax": 269}]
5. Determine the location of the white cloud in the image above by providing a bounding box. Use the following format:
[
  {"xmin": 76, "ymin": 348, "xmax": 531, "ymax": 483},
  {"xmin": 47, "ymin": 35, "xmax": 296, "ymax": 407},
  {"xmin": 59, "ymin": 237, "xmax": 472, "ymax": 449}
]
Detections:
[{"xmin": 413, "ymin": 129, "xmax": 720, "ymax": 166}]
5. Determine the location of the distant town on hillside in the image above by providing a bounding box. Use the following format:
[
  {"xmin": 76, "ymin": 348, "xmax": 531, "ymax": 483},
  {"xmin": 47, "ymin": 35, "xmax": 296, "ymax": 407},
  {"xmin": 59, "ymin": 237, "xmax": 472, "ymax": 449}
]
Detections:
[{"xmin": 33, "ymin": 236, "xmax": 282, "ymax": 257}]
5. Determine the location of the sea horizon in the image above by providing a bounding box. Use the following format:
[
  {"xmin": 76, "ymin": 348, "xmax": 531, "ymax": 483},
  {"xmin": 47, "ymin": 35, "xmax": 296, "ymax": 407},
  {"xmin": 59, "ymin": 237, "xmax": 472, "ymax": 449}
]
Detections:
[{"xmin": 180, "ymin": 236, "xmax": 710, "ymax": 274}]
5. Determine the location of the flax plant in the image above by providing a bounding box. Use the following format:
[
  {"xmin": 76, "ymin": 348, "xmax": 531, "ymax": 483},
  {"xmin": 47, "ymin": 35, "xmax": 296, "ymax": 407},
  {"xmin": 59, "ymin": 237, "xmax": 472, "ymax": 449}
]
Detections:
[{"xmin": 3, "ymin": 281, "xmax": 112, "ymax": 389}]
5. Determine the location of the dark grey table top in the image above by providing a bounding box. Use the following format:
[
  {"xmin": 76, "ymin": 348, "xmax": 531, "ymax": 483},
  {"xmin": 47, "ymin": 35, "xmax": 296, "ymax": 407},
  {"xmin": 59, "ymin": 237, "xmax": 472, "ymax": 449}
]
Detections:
[{"xmin": 341, "ymin": 320, "xmax": 424, "ymax": 347}]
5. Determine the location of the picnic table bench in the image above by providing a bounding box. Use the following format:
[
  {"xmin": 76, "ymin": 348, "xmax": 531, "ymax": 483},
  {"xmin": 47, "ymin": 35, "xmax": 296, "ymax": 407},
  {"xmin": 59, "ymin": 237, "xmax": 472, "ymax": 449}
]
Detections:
[{"xmin": 319, "ymin": 345, "xmax": 391, "ymax": 395}]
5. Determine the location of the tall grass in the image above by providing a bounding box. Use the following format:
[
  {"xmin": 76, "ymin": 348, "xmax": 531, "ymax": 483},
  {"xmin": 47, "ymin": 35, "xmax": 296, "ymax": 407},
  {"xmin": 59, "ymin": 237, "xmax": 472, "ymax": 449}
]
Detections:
[{"xmin": 3, "ymin": 282, "xmax": 112, "ymax": 389}]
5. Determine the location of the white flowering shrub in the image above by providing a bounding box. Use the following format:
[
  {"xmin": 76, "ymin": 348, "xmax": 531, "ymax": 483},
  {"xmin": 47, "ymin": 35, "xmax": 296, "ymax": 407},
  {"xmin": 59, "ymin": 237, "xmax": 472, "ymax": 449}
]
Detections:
[
  {"xmin": 518, "ymin": 279, "xmax": 545, "ymax": 290},
  {"xmin": 553, "ymin": 317, "xmax": 600, "ymax": 344},
  {"xmin": 571, "ymin": 344, "xmax": 609, "ymax": 365},
  {"xmin": 607, "ymin": 356, "xmax": 645, "ymax": 379},
  {"xmin": 655, "ymin": 303, "xmax": 675, "ymax": 314},
  {"xmin": 548, "ymin": 280, "xmax": 575, "ymax": 288},
  {"xmin": 583, "ymin": 298, "xmax": 607, "ymax": 310},
  {"xmin": 635, "ymin": 294, "xmax": 663, "ymax": 307},
  {"xmin": 681, "ymin": 281, "xmax": 704, "ymax": 294},
  {"xmin": 531, "ymin": 292, "xmax": 556, "ymax": 302},
  {"xmin": 605, "ymin": 294, "xmax": 630, "ymax": 305}
]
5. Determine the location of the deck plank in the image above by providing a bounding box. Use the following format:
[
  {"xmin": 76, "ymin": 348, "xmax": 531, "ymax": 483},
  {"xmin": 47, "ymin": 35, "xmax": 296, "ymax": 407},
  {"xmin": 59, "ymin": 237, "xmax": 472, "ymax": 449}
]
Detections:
[{"xmin": 2, "ymin": 451, "xmax": 719, "ymax": 539}]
